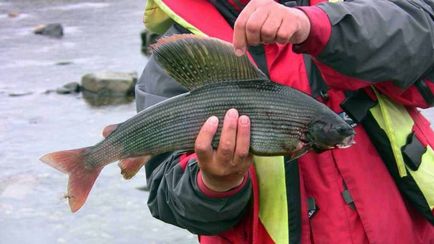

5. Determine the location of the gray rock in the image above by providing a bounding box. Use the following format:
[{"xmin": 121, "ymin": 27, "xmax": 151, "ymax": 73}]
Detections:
[
  {"xmin": 81, "ymin": 72, "xmax": 137, "ymax": 96},
  {"xmin": 8, "ymin": 11, "xmax": 20, "ymax": 18},
  {"xmin": 82, "ymin": 90, "xmax": 134, "ymax": 107},
  {"xmin": 34, "ymin": 23, "xmax": 64, "ymax": 38},
  {"xmin": 141, "ymin": 29, "xmax": 160, "ymax": 56},
  {"xmin": 56, "ymin": 82, "xmax": 80, "ymax": 94},
  {"xmin": 8, "ymin": 91, "xmax": 33, "ymax": 97},
  {"xmin": 55, "ymin": 61, "xmax": 73, "ymax": 66}
]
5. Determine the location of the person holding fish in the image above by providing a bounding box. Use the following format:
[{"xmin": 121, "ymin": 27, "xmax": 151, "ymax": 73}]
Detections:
[
  {"xmin": 42, "ymin": 0, "xmax": 434, "ymax": 243},
  {"xmin": 133, "ymin": 0, "xmax": 434, "ymax": 242}
]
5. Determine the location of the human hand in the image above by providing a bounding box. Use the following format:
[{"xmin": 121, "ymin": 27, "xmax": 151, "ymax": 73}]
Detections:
[
  {"xmin": 233, "ymin": 0, "xmax": 311, "ymax": 56},
  {"xmin": 195, "ymin": 109, "xmax": 253, "ymax": 192}
]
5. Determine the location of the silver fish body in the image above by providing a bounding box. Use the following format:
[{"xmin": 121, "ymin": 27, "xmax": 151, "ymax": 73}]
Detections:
[{"xmin": 40, "ymin": 34, "xmax": 354, "ymax": 213}]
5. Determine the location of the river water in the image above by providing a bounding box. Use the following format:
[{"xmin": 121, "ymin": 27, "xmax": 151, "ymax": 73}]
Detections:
[
  {"xmin": 0, "ymin": 0, "xmax": 195, "ymax": 243},
  {"xmin": 1, "ymin": 1, "xmax": 434, "ymax": 244}
]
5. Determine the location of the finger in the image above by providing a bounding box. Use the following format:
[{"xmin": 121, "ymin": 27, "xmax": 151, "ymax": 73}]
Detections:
[
  {"xmin": 216, "ymin": 109, "xmax": 239, "ymax": 162},
  {"xmin": 102, "ymin": 124, "xmax": 119, "ymax": 138},
  {"xmin": 234, "ymin": 115, "xmax": 251, "ymax": 164},
  {"xmin": 231, "ymin": 154, "xmax": 253, "ymax": 179},
  {"xmin": 233, "ymin": 4, "xmax": 256, "ymax": 56},
  {"xmin": 276, "ymin": 15, "xmax": 296, "ymax": 44},
  {"xmin": 245, "ymin": 9, "xmax": 269, "ymax": 46},
  {"xmin": 195, "ymin": 116, "xmax": 219, "ymax": 164},
  {"xmin": 260, "ymin": 12, "xmax": 283, "ymax": 43}
]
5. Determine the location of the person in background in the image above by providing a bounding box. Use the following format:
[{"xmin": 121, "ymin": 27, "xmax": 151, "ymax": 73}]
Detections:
[{"xmin": 106, "ymin": 0, "xmax": 434, "ymax": 243}]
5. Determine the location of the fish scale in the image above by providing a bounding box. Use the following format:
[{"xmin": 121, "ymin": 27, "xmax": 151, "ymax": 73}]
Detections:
[{"xmin": 87, "ymin": 79, "xmax": 326, "ymax": 164}]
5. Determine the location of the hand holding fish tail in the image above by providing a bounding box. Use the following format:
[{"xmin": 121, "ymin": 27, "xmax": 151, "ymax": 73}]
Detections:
[
  {"xmin": 195, "ymin": 109, "xmax": 253, "ymax": 192},
  {"xmin": 233, "ymin": 0, "xmax": 311, "ymax": 56}
]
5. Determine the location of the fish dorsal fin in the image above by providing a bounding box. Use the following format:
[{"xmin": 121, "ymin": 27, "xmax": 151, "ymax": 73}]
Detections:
[{"xmin": 151, "ymin": 34, "xmax": 267, "ymax": 90}]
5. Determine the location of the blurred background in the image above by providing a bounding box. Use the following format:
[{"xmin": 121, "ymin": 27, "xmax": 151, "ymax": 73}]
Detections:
[
  {"xmin": 0, "ymin": 0, "xmax": 195, "ymax": 243},
  {"xmin": 1, "ymin": 1, "xmax": 433, "ymax": 244}
]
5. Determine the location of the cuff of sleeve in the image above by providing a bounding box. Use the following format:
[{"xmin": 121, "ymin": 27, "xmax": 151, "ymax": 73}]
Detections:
[
  {"xmin": 293, "ymin": 6, "xmax": 331, "ymax": 56},
  {"xmin": 197, "ymin": 170, "xmax": 249, "ymax": 198}
]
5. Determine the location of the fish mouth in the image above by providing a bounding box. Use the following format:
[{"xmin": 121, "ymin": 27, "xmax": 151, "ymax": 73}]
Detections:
[
  {"xmin": 310, "ymin": 134, "xmax": 356, "ymax": 152},
  {"xmin": 336, "ymin": 134, "xmax": 356, "ymax": 149}
]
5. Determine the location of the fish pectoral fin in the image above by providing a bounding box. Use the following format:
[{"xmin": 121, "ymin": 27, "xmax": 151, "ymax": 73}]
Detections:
[
  {"xmin": 289, "ymin": 143, "xmax": 311, "ymax": 161},
  {"xmin": 118, "ymin": 155, "xmax": 152, "ymax": 180}
]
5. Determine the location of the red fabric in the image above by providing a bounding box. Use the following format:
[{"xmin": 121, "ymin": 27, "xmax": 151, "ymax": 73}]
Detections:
[
  {"xmin": 197, "ymin": 170, "xmax": 249, "ymax": 198},
  {"xmin": 293, "ymin": 6, "xmax": 331, "ymax": 56},
  {"xmin": 159, "ymin": 0, "xmax": 434, "ymax": 243},
  {"xmin": 227, "ymin": 0, "xmax": 249, "ymax": 11},
  {"xmin": 313, "ymin": 60, "xmax": 373, "ymax": 90},
  {"xmin": 266, "ymin": 43, "xmax": 311, "ymax": 94},
  {"xmin": 178, "ymin": 152, "xmax": 250, "ymax": 198},
  {"xmin": 298, "ymin": 168, "xmax": 312, "ymax": 243},
  {"xmin": 313, "ymin": 61, "xmax": 434, "ymax": 108},
  {"xmin": 178, "ymin": 153, "xmax": 195, "ymax": 171},
  {"xmin": 162, "ymin": 0, "xmax": 233, "ymax": 42},
  {"xmin": 375, "ymin": 79, "xmax": 434, "ymax": 108},
  {"xmin": 199, "ymin": 166, "xmax": 275, "ymax": 244}
]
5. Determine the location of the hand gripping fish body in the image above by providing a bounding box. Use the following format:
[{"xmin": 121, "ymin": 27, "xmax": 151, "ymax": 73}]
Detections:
[{"xmin": 41, "ymin": 35, "xmax": 355, "ymax": 212}]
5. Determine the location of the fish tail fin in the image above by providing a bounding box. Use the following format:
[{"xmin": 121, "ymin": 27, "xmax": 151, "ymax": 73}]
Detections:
[
  {"xmin": 40, "ymin": 148, "xmax": 102, "ymax": 212},
  {"xmin": 118, "ymin": 155, "xmax": 151, "ymax": 180}
]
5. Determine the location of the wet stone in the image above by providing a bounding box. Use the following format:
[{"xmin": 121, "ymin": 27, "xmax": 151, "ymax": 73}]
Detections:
[
  {"xmin": 8, "ymin": 91, "xmax": 33, "ymax": 97},
  {"xmin": 81, "ymin": 71, "xmax": 137, "ymax": 96},
  {"xmin": 8, "ymin": 11, "xmax": 20, "ymax": 18},
  {"xmin": 55, "ymin": 61, "xmax": 73, "ymax": 66},
  {"xmin": 34, "ymin": 23, "xmax": 64, "ymax": 38},
  {"xmin": 141, "ymin": 29, "xmax": 160, "ymax": 56},
  {"xmin": 56, "ymin": 82, "xmax": 80, "ymax": 94},
  {"xmin": 82, "ymin": 90, "xmax": 134, "ymax": 106}
]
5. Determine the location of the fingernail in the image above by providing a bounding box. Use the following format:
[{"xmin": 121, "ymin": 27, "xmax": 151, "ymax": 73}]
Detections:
[
  {"xmin": 234, "ymin": 48, "xmax": 244, "ymax": 56},
  {"xmin": 239, "ymin": 116, "xmax": 249, "ymax": 125},
  {"xmin": 227, "ymin": 109, "xmax": 238, "ymax": 118},
  {"xmin": 208, "ymin": 116, "xmax": 218, "ymax": 125}
]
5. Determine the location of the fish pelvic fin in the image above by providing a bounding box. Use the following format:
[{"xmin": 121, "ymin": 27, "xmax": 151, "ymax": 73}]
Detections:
[
  {"xmin": 151, "ymin": 34, "xmax": 268, "ymax": 91},
  {"xmin": 118, "ymin": 155, "xmax": 151, "ymax": 180},
  {"xmin": 40, "ymin": 148, "xmax": 102, "ymax": 213}
]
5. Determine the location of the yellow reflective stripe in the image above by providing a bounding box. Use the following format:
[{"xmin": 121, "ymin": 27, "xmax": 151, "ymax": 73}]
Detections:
[
  {"xmin": 370, "ymin": 89, "xmax": 413, "ymax": 177},
  {"xmin": 144, "ymin": 0, "xmax": 173, "ymax": 34},
  {"xmin": 254, "ymin": 156, "xmax": 289, "ymax": 244},
  {"xmin": 409, "ymin": 146, "xmax": 434, "ymax": 210},
  {"xmin": 144, "ymin": 0, "xmax": 207, "ymax": 36}
]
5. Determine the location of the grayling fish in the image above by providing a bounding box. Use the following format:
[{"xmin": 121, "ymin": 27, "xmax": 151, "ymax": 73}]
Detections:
[{"xmin": 40, "ymin": 34, "xmax": 355, "ymax": 212}]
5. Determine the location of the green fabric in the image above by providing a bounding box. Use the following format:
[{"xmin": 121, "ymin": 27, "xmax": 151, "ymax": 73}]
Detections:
[
  {"xmin": 144, "ymin": 0, "xmax": 207, "ymax": 36},
  {"xmin": 144, "ymin": 0, "xmax": 173, "ymax": 34},
  {"xmin": 254, "ymin": 156, "xmax": 289, "ymax": 244},
  {"xmin": 370, "ymin": 89, "xmax": 413, "ymax": 177},
  {"xmin": 370, "ymin": 88, "xmax": 433, "ymax": 210},
  {"xmin": 410, "ymin": 146, "xmax": 434, "ymax": 210}
]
